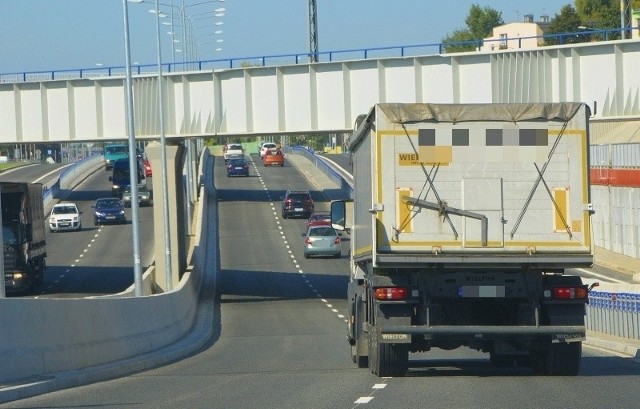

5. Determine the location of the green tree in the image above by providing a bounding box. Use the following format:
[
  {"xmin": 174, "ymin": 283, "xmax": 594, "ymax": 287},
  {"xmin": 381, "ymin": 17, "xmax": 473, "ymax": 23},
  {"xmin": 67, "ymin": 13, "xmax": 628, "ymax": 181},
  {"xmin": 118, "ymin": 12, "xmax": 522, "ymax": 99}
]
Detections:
[
  {"xmin": 441, "ymin": 4, "xmax": 503, "ymax": 53},
  {"xmin": 575, "ymin": 0, "xmax": 622, "ymax": 39},
  {"xmin": 545, "ymin": 4, "xmax": 585, "ymax": 45},
  {"xmin": 466, "ymin": 4, "xmax": 504, "ymax": 39},
  {"xmin": 441, "ymin": 29, "xmax": 478, "ymax": 53}
]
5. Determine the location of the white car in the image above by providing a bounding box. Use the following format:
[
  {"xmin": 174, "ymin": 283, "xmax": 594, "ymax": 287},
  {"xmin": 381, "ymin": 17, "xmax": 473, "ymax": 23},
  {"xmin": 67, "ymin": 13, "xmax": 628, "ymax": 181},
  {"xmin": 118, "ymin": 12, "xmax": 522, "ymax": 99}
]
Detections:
[
  {"xmin": 259, "ymin": 142, "xmax": 277, "ymax": 158},
  {"xmin": 223, "ymin": 144, "xmax": 244, "ymax": 161},
  {"xmin": 49, "ymin": 203, "xmax": 82, "ymax": 232}
]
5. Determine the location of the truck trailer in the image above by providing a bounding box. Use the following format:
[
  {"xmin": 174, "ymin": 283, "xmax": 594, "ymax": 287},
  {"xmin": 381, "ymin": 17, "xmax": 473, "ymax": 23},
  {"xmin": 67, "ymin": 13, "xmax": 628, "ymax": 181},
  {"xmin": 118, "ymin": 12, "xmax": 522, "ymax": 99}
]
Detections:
[
  {"xmin": 1, "ymin": 182, "xmax": 47, "ymax": 294},
  {"xmin": 331, "ymin": 103, "xmax": 594, "ymax": 376}
]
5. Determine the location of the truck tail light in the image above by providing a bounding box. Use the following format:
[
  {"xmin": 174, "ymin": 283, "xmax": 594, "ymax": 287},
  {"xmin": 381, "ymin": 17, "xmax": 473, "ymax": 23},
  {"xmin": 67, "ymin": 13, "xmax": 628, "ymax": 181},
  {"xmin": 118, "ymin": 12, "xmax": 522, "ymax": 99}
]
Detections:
[
  {"xmin": 374, "ymin": 287, "xmax": 407, "ymax": 301},
  {"xmin": 550, "ymin": 286, "xmax": 588, "ymax": 300}
]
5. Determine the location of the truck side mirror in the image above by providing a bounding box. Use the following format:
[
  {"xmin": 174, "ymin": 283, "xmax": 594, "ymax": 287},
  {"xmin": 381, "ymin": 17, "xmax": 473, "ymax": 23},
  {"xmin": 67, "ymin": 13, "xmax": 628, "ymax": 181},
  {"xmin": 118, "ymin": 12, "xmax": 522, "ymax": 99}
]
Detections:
[{"xmin": 331, "ymin": 200, "xmax": 346, "ymax": 231}]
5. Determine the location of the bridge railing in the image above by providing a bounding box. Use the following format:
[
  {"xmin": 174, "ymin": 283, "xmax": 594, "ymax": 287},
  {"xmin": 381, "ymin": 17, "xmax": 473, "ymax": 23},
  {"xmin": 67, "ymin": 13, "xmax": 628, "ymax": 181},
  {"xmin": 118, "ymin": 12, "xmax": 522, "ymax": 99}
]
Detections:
[{"xmin": 2, "ymin": 26, "xmax": 638, "ymax": 84}]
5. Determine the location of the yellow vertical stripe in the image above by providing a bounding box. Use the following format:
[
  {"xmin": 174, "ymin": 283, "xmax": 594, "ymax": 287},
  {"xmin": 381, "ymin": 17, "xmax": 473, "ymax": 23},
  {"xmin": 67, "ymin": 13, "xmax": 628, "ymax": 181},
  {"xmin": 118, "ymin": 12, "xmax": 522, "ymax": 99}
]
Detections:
[
  {"xmin": 553, "ymin": 188, "xmax": 568, "ymax": 232},
  {"xmin": 397, "ymin": 188, "xmax": 413, "ymax": 233}
]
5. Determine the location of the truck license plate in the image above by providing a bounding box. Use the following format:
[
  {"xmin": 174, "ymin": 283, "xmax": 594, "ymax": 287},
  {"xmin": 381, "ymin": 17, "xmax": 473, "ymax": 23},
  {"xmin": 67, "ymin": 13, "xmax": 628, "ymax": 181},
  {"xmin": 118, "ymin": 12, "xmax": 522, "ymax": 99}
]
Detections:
[{"xmin": 458, "ymin": 286, "xmax": 505, "ymax": 298}]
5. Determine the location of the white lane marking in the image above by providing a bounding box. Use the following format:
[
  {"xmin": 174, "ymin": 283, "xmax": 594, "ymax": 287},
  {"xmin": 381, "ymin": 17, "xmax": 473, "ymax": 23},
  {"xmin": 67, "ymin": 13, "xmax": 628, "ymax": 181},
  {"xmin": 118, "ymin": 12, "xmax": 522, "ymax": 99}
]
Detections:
[
  {"xmin": 372, "ymin": 384, "xmax": 387, "ymax": 389},
  {"xmin": 354, "ymin": 397, "xmax": 373, "ymax": 404},
  {"xmin": 575, "ymin": 268, "xmax": 626, "ymax": 283}
]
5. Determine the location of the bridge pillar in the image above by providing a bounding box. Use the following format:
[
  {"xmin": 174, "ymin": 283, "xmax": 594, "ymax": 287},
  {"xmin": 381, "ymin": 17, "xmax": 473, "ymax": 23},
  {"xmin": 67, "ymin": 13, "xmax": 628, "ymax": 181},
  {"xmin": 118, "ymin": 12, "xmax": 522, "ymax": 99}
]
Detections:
[{"xmin": 146, "ymin": 141, "xmax": 187, "ymax": 292}]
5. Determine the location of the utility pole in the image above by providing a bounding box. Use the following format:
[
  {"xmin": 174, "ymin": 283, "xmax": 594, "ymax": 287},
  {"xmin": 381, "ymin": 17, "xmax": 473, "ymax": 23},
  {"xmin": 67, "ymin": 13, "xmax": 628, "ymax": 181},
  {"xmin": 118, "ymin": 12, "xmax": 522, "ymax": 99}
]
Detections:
[{"xmin": 308, "ymin": 0, "xmax": 318, "ymax": 62}]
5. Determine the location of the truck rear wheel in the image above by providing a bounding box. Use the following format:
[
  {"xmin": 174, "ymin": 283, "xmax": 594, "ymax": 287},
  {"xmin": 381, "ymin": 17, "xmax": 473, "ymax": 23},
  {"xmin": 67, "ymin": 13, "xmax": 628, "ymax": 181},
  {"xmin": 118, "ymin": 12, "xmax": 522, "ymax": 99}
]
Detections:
[{"xmin": 368, "ymin": 330, "xmax": 408, "ymax": 377}]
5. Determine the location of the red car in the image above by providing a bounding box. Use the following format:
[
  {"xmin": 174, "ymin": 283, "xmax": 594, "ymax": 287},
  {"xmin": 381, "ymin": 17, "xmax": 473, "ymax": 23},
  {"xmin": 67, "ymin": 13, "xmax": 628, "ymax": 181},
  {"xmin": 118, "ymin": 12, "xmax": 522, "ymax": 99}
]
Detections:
[
  {"xmin": 143, "ymin": 159, "xmax": 152, "ymax": 177},
  {"xmin": 305, "ymin": 212, "xmax": 331, "ymax": 228}
]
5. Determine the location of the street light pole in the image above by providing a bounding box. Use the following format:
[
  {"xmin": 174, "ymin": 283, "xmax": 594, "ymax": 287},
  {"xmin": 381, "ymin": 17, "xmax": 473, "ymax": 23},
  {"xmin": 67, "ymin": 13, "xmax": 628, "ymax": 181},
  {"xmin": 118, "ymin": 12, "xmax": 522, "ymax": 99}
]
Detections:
[
  {"xmin": 121, "ymin": 0, "xmax": 144, "ymax": 297},
  {"xmin": 154, "ymin": 0, "xmax": 174, "ymax": 291},
  {"xmin": 308, "ymin": 0, "xmax": 318, "ymax": 62}
]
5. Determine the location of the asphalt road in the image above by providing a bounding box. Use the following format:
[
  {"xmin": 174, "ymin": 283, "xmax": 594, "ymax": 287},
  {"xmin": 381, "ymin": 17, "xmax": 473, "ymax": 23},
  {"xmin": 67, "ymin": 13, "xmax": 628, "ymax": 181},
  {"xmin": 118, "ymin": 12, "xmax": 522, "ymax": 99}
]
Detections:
[{"xmin": 2, "ymin": 154, "xmax": 639, "ymax": 409}]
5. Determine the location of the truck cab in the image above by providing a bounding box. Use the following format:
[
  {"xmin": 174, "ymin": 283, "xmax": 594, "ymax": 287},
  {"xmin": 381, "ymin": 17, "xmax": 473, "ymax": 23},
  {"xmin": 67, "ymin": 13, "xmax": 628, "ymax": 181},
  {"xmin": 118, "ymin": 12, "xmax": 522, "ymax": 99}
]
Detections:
[{"xmin": 103, "ymin": 143, "xmax": 129, "ymax": 171}]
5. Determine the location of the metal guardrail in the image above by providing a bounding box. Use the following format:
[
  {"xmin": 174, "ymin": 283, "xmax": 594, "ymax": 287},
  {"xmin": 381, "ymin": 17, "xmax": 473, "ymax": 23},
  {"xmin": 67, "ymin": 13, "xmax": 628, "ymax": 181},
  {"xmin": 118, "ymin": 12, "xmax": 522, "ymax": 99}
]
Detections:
[
  {"xmin": 587, "ymin": 291, "xmax": 640, "ymax": 339},
  {"xmin": 2, "ymin": 27, "xmax": 638, "ymax": 84}
]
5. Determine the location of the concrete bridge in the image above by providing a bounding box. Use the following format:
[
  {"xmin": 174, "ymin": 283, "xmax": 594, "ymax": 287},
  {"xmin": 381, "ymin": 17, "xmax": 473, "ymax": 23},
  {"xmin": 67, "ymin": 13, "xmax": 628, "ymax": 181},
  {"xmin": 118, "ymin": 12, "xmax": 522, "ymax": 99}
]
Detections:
[{"xmin": 1, "ymin": 39, "xmax": 639, "ymax": 144}]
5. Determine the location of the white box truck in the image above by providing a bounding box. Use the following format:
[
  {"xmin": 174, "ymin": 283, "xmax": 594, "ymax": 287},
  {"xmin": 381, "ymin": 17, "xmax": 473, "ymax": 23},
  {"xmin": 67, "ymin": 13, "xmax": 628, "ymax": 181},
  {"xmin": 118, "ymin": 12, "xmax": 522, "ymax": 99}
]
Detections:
[{"xmin": 331, "ymin": 103, "xmax": 594, "ymax": 376}]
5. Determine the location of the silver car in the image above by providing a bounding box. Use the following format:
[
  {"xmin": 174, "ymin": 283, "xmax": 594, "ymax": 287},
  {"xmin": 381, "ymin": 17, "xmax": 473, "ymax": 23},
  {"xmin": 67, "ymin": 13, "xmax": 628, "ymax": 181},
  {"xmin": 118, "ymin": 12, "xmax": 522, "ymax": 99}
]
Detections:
[
  {"xmin": 303, "ymin": 225, "xmax": 341, "ymax": 259},
  {"xmin": 122, "ymin": 185, "xmax": 153, "ymax": 207}
]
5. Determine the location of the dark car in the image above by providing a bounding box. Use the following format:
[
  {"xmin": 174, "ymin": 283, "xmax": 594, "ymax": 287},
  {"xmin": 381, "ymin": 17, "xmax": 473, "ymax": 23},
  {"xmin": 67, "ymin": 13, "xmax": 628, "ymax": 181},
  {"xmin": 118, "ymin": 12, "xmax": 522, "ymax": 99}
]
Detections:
[
  {"xmin": 92, "ymin": 198, "xmax": 126, "ymax": 226},
  {"xmin": 122, "ymin": 185, "xmax": 153, "ymax": 207},
  {"xmin": 227, "ymin": 158, "xmax": 249, "ymax": 177},
  {"xmin": 281, "ymin": 190, "xmax": 314, "ymax": 219}
]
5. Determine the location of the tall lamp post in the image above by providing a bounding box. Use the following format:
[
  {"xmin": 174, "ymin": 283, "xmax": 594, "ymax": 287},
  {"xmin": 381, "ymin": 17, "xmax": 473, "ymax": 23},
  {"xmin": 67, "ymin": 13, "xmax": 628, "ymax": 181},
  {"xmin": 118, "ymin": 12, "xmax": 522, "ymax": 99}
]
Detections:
[
  {"xmin": 121, "ymin": 0, "xmax": 145, "ymax": 297},
  {"xmin": 129, "ymin": 0, "xmax": 174, "ymax": 291},
  {"xmin": 308, "ymin": 0, "xmax": 318, "ymax": 62}
]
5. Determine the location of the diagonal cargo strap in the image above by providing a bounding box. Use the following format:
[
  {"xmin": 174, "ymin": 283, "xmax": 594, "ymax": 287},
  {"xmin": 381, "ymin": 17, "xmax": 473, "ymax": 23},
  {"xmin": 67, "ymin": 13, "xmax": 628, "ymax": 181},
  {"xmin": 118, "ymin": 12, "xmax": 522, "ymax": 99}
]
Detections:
[
  {"xmin": 510, "ymin": 122, "xmax": 568, "ymax": 239},
  {"xmin": 401, "ymin": 124, "xmax": 459, "ymax": 240}
]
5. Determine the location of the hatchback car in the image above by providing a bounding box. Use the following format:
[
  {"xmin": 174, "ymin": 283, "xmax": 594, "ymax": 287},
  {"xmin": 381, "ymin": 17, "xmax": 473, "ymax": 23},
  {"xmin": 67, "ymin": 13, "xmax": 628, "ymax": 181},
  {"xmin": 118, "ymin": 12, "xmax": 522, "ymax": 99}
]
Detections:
[
  {"xmin": 259, "ymin": 142, "xmax": 278, "ymax": 158},
  {"xmin": 223, "ymin": 144, "xmax": 244, "ymax": 161},
  {"xmin": 281, "ymin": 190, "xmax": 314, "ymax": 219},
  {"xmin": 305, "ymin": 212, "xmax": 331, "ymax": 228},
  {"xmin": 227, "ymin": 158, "xmax": 250, "ymax": 177},
  {"xmin": 303, "ymin": 225, "xmax": 341, "ymax": 258},
  {"xmin": 93, "ymin": 198, "xmax": 126, "ymax": 226},
  {"xmin": 143, "ymin": 158, "xmax": 152, "ymax": 177},
  {"xmin": 49, "ymin": 203, "xmax": 82, "ymax": 232},
  {"xmin": 262, "ymin": 148, "xmax": 284, "ymax": 166},
  {"xmin": 122, "ymin": 185, "xmax": 153, "ymax": 207}
]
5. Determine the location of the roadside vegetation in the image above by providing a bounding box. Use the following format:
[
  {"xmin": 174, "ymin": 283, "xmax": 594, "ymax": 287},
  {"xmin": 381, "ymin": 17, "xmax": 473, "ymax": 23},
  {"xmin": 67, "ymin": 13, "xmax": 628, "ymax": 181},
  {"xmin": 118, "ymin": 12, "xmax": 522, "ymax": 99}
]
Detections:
[{"xmin": 441, "ymin": 1, "xmax": 627, "ymax": 53}]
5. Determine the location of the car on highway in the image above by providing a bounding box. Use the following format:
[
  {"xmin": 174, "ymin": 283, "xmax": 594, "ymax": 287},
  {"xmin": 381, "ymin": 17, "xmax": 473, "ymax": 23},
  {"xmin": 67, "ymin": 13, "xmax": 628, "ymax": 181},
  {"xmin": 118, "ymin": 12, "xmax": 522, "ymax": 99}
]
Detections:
[
  {"xmin": 259, "ymin": 142, "xmax": 278, "ymax": 158},
  {"xmin": 223, "ymin": 143, "xmax": 244, "ymax": 161},
  {"xmin": 303, "ymin": 225, "xmax": 341, "ymax": 258},
  {"xmin": 122, "ymin": 185, "xmax": 153, "ymax": 207},
  {"xmin": 92, "ymin": 198, "xmax": 126, "ymax": 226},
  {"xmin": 305, "ymin": 212, "xmax": 331, "ymax": 228},
  {"xmin": 143, "ymin": 158, "xmax": 152, "ymax": 177},
  {"xmin": 262, "ymin": 148, "xmax": 284, "ymax": 166},
  {"xmin": 48, "ymin": 202, "xmax": 82, "ymax": 232},
  {"xmin": 281, "ymin": 190, "xmax": 314, "ymax": 219},
  {"xmin": 226, "ymin": 157, "xmax": 250, "ymax": 177}
]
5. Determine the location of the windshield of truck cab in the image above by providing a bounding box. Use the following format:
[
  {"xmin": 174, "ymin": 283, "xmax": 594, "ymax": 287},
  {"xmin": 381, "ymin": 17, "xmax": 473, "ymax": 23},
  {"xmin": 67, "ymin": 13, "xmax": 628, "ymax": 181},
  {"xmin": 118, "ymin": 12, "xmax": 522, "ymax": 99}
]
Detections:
[
  {"xmin": 105, "ymin": 146, "xmax": 127, "ymax": 155},
  {"xmin": 2, "ymin": 226, "xmax": 18, "ymax": 244}
]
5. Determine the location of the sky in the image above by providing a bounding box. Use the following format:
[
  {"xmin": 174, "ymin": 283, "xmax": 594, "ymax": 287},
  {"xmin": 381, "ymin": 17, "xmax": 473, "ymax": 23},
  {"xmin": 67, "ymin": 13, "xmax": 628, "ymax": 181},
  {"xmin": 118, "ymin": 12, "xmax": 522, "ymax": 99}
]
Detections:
[{"xmin": 0, "ymin": 0, "xmax": 570, "ymax": 74}]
